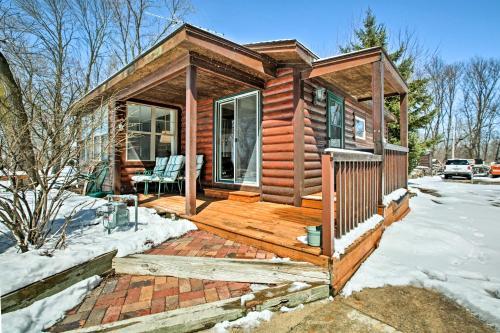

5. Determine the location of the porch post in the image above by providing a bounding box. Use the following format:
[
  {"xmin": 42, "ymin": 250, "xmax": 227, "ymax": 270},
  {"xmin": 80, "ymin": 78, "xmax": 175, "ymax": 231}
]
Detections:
[
  {"xmin": 399, "ymin": 93, "xmax": 408, "ymax": 148},
  {"xmin": 321, "ymin": 153, "xmax": 335, "ymax": 256},
  {"xmin": 400, "ymin": 93, "xmax": 409, "ymax": 188},
  {"xmin": 185, "ymin": 65, "xmax": 197, "ymax": 216},
  {"xmin": 372, "ymin": 59, "xmax": 385, "ymax": 204}
]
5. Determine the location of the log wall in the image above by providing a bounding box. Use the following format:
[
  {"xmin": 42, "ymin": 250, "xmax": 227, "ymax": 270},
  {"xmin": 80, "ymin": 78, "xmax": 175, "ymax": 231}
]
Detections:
[
  {"xmin": 302, "ymin": 79, "xmax": 376, "ymax": 196},
  {"xmin": 261, "ymin": 68, "xmax": 296, "ymax": 205}
]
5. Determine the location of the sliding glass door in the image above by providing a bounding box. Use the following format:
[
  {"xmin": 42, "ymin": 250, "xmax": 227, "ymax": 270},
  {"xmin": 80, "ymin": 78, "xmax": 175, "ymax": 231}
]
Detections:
[{"xmin": 215, "ymin": 91, "xmax": 260, "ymax": 186}]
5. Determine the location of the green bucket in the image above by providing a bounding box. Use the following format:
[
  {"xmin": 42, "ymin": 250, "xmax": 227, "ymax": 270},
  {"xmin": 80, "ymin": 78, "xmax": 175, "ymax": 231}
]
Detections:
[{"xmin": 306, "ymin": 226, "xmax": 322, "ymax": 247}]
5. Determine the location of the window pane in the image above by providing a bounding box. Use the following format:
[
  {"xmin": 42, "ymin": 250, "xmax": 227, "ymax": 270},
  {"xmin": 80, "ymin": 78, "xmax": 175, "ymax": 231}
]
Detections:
[
  {"xmin": 330, "ymin": 127, "xmax": 342, "ymax": 148},
  {"xmin": 128, "ymin": 104, "xmax": 151, "ymax": 132},
  {"xmin": 355, "ymin": 117, "xmax": 365, "ymax": 138},
  {"xmin": 235, "ymin": 94, "xmax": 258, "ymax": 184},
  {"xmin": 127, "ymin": 134, "xmax": 151, "ymax": 160},
  {"xmin": 330, "ymin": 103, "xmax": 342, "ymax": 126},
  {"xmin": 155, "ymin": 135, "xmax": 173, "ymax": 158},
  {"xmin": 155, "ymin": 108, "xmax": 174, "ymax": 133}
]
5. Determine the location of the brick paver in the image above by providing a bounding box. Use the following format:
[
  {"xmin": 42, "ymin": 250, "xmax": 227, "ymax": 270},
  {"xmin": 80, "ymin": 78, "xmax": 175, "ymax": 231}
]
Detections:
[{"xmin": 50, "ymin": 230, "xmax": 275, "ymax": 332}]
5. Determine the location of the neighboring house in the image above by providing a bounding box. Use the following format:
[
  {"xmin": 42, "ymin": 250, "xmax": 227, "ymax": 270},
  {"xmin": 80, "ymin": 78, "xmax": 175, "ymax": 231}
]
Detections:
[{"xmin": 81, "ymin": 24, "xmax": 410, "ymax": 291}]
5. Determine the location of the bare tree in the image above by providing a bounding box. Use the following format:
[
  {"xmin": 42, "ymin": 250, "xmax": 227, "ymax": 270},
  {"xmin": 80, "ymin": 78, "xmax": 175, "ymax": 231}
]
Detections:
[
  {"xmin": 461, "ymin": 58, "xmax": 500, "ymax": 159},
  {"xmin": 442, "ymin": 63, "xmax": 461, "ymax": 160},
  {"xmin": 109, "ymin": 0, "xmax": 192, "ymax": 69}
]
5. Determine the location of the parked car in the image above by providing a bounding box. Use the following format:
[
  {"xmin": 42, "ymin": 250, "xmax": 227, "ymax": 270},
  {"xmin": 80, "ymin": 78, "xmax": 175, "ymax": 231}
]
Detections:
[
  {"xmin": 490, "ymin": 160, "xmax": 500, "ymax": 178},
  {"xmin": 444, "ymin": 159, "xmax": 473, "ymax": 180}
]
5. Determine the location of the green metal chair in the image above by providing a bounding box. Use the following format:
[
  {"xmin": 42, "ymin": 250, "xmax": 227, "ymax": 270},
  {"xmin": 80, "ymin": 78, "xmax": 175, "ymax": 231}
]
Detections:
[
  {"xmin": 83, "ymin": 162, "xmax": 112, "ymax": 198},
  {"xmin": 152, "ymin": 155, "xmax": 185, "ymax": 197},
  {"xmin": 131, "ymin": 157, "xmax": 169, "ymax": 194}
]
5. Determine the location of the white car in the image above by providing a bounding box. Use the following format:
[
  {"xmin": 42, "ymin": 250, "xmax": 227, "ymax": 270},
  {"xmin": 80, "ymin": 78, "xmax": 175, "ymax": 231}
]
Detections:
[{"xmin": 444, "ymin": 159, "xmax": 473, "ymax": 180}]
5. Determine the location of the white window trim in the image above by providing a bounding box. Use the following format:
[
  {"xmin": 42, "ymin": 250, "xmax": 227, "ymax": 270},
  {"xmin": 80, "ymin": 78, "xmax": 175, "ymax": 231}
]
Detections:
[
  {"xmin": 125, "ymin": 102, "xmax": 178, "ymax": 161},
  {"xmin": 355, "ymin": 116, "xmax": 366, "ymax": 140},
  {"xmin": 82, "ymin": 106, "xmax": 109, "ymax": 162}
]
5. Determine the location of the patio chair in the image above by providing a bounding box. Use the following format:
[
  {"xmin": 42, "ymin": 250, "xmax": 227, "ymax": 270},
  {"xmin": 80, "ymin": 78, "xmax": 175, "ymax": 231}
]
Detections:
[
  {"xmin": 153, "ymin": 155, "xmax": 185, "ymax": 197},
  {"xmin": 131, "ymin": 157, "xmax": 169, "ymax": 195},
  {"xmin": 178, "ymin": 155, "xmax": 204, "ymax": 193},
  {"xmin": 82, "ymin": 162, "xmax": 112, "ymax": 198}
]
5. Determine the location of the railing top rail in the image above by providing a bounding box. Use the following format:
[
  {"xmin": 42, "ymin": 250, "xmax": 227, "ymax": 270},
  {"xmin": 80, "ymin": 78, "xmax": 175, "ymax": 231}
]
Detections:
[
  {"xmin": 324, "ymin": 148, "xmax": 382, "ymax": 162},
  {"xmin": 384, "ymin": 143, "xmax": 409, "ymax": 153}
]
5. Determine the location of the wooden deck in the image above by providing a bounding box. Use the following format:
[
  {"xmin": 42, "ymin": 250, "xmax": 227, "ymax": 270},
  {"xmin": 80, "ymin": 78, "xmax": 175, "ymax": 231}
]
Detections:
[{"xmin": 138, "ymin": 194, "xmax": 329, "ymax": 266}]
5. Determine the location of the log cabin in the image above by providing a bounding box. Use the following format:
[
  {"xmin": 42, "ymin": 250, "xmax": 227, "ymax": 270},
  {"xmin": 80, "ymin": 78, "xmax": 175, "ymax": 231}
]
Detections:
[{"xmin": 81, "ymin": 24, "xmax": 410, "ymax": 292}]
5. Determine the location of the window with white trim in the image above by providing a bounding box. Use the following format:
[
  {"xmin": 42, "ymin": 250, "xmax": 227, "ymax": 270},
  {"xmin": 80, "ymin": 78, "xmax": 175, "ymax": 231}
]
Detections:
[
  {"xmin": 82, "ymin": 106, "xmax": 108, "ymax": 161},
  {"xmin": 355, "ymin": 116, "xmax": 366, "ymax": 140},
  {"xmin": 126, "ymin": 103, "xmax": 177, "ymax": 161}
]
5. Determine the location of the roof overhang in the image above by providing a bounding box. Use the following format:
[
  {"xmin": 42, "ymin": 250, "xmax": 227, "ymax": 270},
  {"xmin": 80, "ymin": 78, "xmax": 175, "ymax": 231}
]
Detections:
[
  {"xmin": 80, "ymin": 24, "xmax": 277, "ymax": 106},
  {"xmin": 301, "ymin": 47, "xmax": 408, "ymax": 101},
  {"xmin": 245, "ymin": 39, "xmax": 318, "ymax": 66}
]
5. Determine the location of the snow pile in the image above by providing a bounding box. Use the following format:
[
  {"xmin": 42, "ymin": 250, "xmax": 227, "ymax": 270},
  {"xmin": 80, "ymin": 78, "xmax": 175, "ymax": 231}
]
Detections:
[
  {"xmin": 240, "ymin": 293, "xmax": 255, "ymax": 306},
  {"xmin": 213, "ymin": 310, "xmax": 273, "ymax": 332},
  {"xmin": 296, "ymin": 235, "xmax": 308, "ymax": 244},
  {"xmin": 287, "ymin": 282, "xmax": 311, "ymax": 292},
  {"xmin": 383, "ymin": 188, "xmax": 407, "ymax": 206},
  {"xmin": 0, "ymin": 192, "xmax": 197, "ymax": 294},
  {"xmin": 280, "ymin": 304, "xmax": 304, "ymax": 313},
  {"xmin": 343, "ymin": 176, "xmax": 500, "ymax": 328},
  {"xmin": 2, "ymin": 276, "xmax": 101, "ymax": 332},
  {"xmin": 334, "ymin": 214, "xmax": 384, "ymax": 258},
  {"xmin": 270, "ymin": 257, "xmax": 290, "ymax": 263}
]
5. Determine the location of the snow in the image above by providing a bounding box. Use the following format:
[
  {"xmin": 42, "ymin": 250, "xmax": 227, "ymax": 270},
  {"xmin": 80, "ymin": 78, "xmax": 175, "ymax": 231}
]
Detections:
[
  {"xmin": 280, "ymin": 304, "xmax": 304, "ymax": 313},
  {"xmin": 240, "ymin": 293, "xmax": 255, "ymax": 306},
  {"xmin": 334, "ymin": 214, "xmax": 384, "ymax": 258},
  {"xmin": 383, "ymin": 188, "xmax": 407, "ymax": 206},
  {"xmin": 270, "ymin": 257, "xmax": 290, "ymax": 263},
  {"xmin": 2, "ymin": 276, "xmax": 101, "ymax": 333},
  {"xmin": 343, "ymin": 176, "xmax": 500, "ymax": 328},
  {"xmin": 287, "ymin": 282, "xmax": 311, "ymax": 292},
  {"xmin": 0, "ymin": 192, "xmax": 197, "ymax": 295},
  {"xmin": 296, "ymin": 235, "xmax": 308, "ymax": 244},
  {"xmin": 213, "ymin": 310, "xmax": 273, "ymax": 333},
  {"xmin": 249, "ymin": 284, "xmax": 269, "ymax": 292}
]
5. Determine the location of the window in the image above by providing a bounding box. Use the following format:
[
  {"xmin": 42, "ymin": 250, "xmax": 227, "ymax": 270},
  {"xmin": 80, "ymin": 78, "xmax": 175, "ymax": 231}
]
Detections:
[
  {"xmin": 126, "ymin": 103, "xmax": 177, "ymax": 161},
  {"xmin": 355, "ymin": 116, "xmax": 366, "ymax": 140},
  {"xmin": 327, "ymin": 92, "xmax": 344, "ymax": 148},
  {"xmin": 82, "ymin": 106, "xmax": 108, "ymax": 161}
]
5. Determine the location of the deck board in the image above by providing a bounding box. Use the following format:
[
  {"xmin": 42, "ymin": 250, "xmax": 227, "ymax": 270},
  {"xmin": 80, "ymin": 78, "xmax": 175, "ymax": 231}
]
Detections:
[{"xmin": 139, "ymin": 193, "xmax": 329, "ymax": 266}]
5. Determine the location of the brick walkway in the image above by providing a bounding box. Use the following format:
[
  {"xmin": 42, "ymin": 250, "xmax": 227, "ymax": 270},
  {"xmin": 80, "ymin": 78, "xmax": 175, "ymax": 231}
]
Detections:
[{"xmin": 50, "ymin": 231, "xmax": 275, "ymax": 332}]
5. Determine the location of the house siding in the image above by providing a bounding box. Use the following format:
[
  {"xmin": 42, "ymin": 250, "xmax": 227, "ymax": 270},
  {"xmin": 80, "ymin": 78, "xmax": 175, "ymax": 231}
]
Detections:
[
  {"xmin": 261, "ymin": 68, "xmax": 296, "ymax": 205},
  {"xmin": 302, "ymin": 79, "xmax": 376, "ymax": 196}
]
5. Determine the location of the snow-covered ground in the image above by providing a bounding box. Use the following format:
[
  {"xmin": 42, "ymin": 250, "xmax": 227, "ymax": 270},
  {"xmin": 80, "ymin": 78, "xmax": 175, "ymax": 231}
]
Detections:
[
  {"xmin": 0, "ymin": 192, "xmax": 196, "ymax": 295},
  {"xmin": 2, "ymin": 276, "xmax": 101, "ymax": 332},
  {"xmin": 344, "ymin": 176, "xmax": 500, "ymax": 328}
]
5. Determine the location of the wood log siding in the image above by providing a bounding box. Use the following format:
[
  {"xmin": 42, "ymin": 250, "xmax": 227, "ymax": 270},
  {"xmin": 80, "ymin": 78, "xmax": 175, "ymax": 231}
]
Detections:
[
  {"xmin": 180, "ymin": 98, "xmax": 214, "ymax": 185},
  {"xmin": 321, "ymin": 150, "xmax": 383, "ymax": 256},
  {"xmin": 302, "ymin": 80, "xmax": 376, "ymax": 196},
  {"xmin": 383, "ymin": 144, "xmax": 408, "ymax": 196},
  {"xmin": 261, "ymin": 68, "xmax": 296, "ymax": 205}
]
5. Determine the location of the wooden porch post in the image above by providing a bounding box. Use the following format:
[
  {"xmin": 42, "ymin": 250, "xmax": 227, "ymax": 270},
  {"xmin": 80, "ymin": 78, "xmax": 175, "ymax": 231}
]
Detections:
[
  {"xmin": 321, "ymin": 153, "xmax": 335, "ymax": 256},
  {"xmin": 400, "ymin": 93, "xmax": 409, "ymax": 188},
  {"xmin": 400, "ymin": 93, "xmax": 408, "ymax": 147},
  {"xmin": 185, "ymin": 65, "xmax": 197, "ymax": 216},
  {"xmin": 372, "ymin": 60, "xmax": 385, "ymax": 204}
]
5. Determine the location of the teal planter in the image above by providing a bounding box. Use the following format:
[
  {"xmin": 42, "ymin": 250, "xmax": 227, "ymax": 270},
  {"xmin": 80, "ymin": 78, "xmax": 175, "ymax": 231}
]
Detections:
[{"xmin": 306, "ymin": 226, "xmax": 322, "ymax": 247}]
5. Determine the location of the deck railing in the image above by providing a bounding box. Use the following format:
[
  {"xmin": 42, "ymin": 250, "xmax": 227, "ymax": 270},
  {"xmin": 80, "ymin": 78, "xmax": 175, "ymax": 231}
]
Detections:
[
  {"xmin": 321, "ymin": 149, "xmax": 383, "ymax": 256},
  {"xmin": 383, "ymin": 143, "xmax": 409, "ymax": 195}
]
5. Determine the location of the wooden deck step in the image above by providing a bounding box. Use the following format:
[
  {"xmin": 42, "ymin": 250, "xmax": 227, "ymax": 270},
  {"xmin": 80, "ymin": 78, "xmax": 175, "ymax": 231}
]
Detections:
[
  {"xmin": 113, "ymin": 255, "xmax": 330, "ymax": 284},
  {"xmin": 204, "ymin": 188, "xmax": 260, "ymax": 203},
  {"xmin": 302, "ymin": 192, "xmax": 322, "ymax": 210}
]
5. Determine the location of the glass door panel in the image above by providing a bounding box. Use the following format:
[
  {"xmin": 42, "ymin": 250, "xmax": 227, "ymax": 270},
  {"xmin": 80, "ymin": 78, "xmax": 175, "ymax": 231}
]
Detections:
[
  {"xmin": 235, "ymin": 94, "xmax": 258, "ymax": 184},
  {"xmin": 218, "ymin": 101, "xmax": 235, "ymax": 181}
]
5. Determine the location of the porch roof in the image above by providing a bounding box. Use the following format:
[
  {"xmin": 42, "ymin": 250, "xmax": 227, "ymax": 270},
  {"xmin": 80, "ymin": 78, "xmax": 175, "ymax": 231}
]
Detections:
[
  {"xmin": 80, "ymin": 24, "xmax": 277, "ymax": 107},
  {"xmin": 301, "ymin": 47, "xmax": 408, "ymax": 101}
]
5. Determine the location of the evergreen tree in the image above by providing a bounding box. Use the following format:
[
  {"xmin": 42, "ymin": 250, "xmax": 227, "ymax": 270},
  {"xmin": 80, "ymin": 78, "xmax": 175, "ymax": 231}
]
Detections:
[{"xmin": 340, "ymin": 9, "xmax": 436, "ymax": 171}]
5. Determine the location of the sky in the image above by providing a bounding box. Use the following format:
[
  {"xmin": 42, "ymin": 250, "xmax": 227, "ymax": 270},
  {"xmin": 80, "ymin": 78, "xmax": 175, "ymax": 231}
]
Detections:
[{"xmin": 186, "ymin": 0, "xmax": 500, "ymax": 63}]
